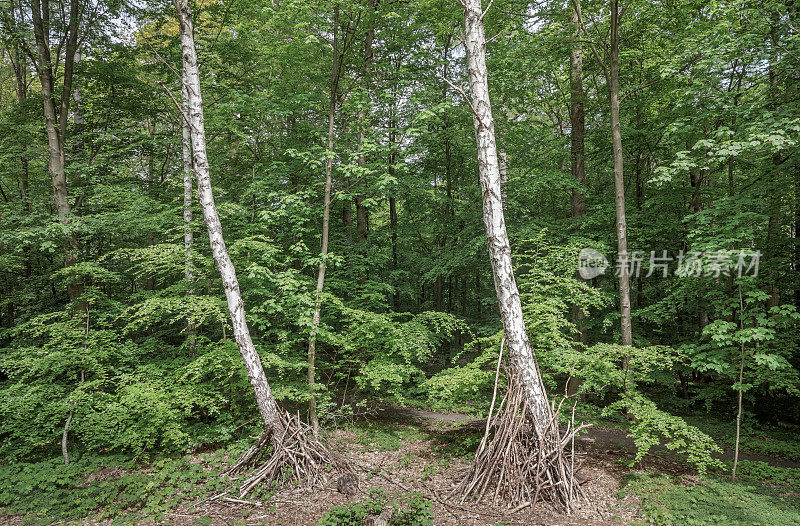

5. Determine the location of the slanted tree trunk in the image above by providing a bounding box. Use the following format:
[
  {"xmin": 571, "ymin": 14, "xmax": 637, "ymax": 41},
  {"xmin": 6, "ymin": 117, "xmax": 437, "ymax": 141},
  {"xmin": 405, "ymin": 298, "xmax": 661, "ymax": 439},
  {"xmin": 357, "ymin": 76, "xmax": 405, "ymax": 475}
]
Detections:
[
  {"xmin": 307, "ymin": 6, "xmax": 343, "ymax": 436},
  {"xmin": 176, "ymin": 0, "xmax": 282, "ymax": 434},
  {"xmin": 174, "ymin": 2, "xmax": 343, "ymax": 493},
  {"xmin": 463, "ymin": 0, "xmax": 551, "ymax": 432},
  {"xmin": 455, "ymin": 0, "xmax": 582, "ymax": 509}
]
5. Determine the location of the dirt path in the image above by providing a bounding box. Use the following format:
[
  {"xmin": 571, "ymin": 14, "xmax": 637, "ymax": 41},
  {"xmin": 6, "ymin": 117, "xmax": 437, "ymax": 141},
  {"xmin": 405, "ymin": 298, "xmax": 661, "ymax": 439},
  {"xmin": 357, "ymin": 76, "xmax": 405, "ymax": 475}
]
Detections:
[{"xmin": 385, "ymin": 405, "xmax": 800, "ymax": 470}]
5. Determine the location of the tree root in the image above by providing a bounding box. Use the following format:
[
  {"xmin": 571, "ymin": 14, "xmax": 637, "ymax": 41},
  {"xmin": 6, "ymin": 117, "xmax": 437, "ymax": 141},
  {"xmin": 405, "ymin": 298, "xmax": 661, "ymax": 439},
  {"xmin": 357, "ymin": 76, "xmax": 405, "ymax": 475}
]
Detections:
[
  {"xmin": 225, "ymin": 411, "xmax": 344, "ymax": 497},
  {"xmin": 451, "ymin": 368, "xmax": 588, "ymax": 513}
]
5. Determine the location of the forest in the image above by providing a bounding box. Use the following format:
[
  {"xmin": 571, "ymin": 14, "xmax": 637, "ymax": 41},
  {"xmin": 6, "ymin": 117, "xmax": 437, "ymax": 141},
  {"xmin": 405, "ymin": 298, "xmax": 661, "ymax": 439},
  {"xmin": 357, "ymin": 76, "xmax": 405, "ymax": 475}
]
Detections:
[{"xmin": 1, "ymin": 0, "xmax": 799, "ymax": 523}]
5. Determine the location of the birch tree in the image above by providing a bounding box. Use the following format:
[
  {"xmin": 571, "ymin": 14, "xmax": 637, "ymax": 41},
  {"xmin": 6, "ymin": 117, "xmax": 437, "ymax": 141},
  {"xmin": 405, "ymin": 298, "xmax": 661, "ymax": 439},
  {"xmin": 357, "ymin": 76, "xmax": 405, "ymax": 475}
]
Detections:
[
  {"xmin": 452, "ymin": 0, "xmax": 582, "ymax": 510},
  {"xmin": 182, "ymin": 75, "xmax": 195, "ymax": 349},
  {"xmin": 176, "ymin": 0, "xmax": 334, "ymax": 494},
  {"xmin": 176, "ymin": 0, "xmax": 282, "ymax": 435}
]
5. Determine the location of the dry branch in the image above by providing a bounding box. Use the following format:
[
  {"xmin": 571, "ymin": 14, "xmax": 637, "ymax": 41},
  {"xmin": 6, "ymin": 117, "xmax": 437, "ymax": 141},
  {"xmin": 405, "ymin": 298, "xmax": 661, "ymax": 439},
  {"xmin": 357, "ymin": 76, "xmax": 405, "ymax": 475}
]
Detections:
[
  {"xmin": 226, "ymin": 411, "xmax": 347, "ymax": 497},
  {"xmin": 451, "ymin": 367, "xmax": 588, "ymax": 512}
]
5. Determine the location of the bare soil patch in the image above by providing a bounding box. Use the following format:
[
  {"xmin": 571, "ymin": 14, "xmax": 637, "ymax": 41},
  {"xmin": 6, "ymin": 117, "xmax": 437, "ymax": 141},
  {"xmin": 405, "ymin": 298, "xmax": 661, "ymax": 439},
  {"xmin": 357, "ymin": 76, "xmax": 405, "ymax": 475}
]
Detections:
[{"xmin": 167, "ymin": 426, "xmax": 641, "ymax": 525}]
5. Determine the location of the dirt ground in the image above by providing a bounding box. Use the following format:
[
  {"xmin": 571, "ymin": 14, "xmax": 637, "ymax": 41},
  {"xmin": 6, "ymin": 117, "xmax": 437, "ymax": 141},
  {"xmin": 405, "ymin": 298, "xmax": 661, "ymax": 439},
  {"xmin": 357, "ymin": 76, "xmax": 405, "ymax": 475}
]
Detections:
[
  {"xmin": 169, "ymin": 427, "xmax": 642, "ymax": 525},
  {"xmin": 163, "ymin": 407, "xmax": 650, "ymax": 525}
]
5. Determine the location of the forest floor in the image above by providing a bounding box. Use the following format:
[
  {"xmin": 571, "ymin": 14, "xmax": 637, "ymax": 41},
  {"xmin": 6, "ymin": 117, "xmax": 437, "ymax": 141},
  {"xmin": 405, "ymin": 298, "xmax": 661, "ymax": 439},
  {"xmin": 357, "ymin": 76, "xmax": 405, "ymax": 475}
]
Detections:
[
  {"xmin": 2, "ymin": 407, "xmax": 799, "ymax": 525},
  {"xmin": 164, "ymin": 419, "xmax": 642, "ymax": 525}
]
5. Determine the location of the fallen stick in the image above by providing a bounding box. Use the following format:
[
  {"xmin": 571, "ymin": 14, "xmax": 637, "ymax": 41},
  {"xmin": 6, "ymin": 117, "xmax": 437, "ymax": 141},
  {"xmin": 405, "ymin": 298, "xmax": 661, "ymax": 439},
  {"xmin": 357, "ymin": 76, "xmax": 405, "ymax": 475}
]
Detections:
[
  {"xmin": 509, "ymin": 501, "xmax": 531, "ymax": 514},
  {"xmin": 222, "ymin": 496, "xmax": 263, "ymax": 507}
]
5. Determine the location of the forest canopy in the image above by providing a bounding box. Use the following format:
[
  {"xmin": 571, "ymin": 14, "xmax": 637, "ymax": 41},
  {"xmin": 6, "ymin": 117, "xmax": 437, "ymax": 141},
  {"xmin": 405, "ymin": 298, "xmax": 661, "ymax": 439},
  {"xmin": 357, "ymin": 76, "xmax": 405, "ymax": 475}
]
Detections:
[{"xmin": 1, "ymin": 0, "xmax": 799, "ymax": 523}]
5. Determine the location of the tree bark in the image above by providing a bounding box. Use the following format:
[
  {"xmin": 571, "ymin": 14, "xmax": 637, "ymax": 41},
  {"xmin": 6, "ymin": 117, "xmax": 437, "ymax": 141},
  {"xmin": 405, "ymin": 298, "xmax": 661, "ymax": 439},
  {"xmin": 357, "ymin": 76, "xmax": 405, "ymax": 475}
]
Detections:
[
  {"xmin": 307, "ymin": 6, "xmax": 343, "ymax": 436},
  {"xmin": 182, "ymin": 76, "xmax": 196, "ymax": 349},
  {"xmin": 569, "ymin": 4, "xmax": 586, "ymax": 220},
  {"xmin": 30, "ymin": 0, "xmax": 83, "ymax": 305},
  {"xmin": 177, "ymin": 0, "xmax": 282, "ymax": 434},
  {"xmin": 354, "ymin": 0, "xmax": 375, "ymax": 251},
  {"xmin": 145, "ymin": 120, "xmax": 156, "ymax": 291},
  {"xmin": 569, "ymin": 2, "xmax": 588, "ymax": 372},
  {"xmin": 463, "ymin": 0, "xmax": 553, "ymax": 431},
  {"xmin": 608, "ymin": 0, "xmax": 632, "ymax": 347}
]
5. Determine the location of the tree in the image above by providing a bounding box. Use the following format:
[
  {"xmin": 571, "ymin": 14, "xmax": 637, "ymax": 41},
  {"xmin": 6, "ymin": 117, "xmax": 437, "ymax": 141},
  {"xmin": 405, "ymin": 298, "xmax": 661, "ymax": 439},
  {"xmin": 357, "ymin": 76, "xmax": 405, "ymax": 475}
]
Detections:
[
  {"xmin": 175, "ymin": 0, "xmax": 334, "ymax": 494},
  {"xmin": 573, "ymin": 0, "xmax": 632, "ymax": 348},
  {"xmin": 452, "ymin": 0, "xmax": 581, "ymax": 510},
  {"xmin": 307, "ymin": 4, "xmax": 345, "ymax": 437},
  {"xmin": 29, "ymin": 0, "xmax": 83, "ymax": 308}
]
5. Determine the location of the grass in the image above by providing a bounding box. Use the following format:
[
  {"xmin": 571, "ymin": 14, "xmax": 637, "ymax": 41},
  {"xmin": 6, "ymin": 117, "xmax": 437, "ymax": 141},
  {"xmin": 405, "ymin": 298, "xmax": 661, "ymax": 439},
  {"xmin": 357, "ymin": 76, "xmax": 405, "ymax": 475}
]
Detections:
[
  {"xmin": 345, "ymin": 421, "xmax": 430, "ymax": 451},
  {"xmin": 318, "ymin": 488, "xmax": 433, "ymax": 526},
  {"xmin": 429, "ymin": 429, "xmax": 483, "ymax": 459},
  {"xmin": 621, "ymin": 471, "xmax": 800, "ymax": 526}
]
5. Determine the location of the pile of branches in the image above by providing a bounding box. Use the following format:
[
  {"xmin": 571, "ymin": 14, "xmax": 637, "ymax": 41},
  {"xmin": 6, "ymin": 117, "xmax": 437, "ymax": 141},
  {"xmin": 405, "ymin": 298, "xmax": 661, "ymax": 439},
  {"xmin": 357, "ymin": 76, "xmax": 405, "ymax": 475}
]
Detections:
[
  {"xmin": 226, "ymin": 410, "xmax": 342, "ymax": 497},
  {"xmin": 452, "ymin": 363, "xmax": 588, "ymax": 512}
]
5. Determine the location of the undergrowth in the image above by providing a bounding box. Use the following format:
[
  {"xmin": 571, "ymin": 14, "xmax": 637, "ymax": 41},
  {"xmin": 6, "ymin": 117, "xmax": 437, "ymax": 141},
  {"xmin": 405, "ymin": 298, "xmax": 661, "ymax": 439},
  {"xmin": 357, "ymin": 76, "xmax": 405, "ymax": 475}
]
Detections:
[
  {"xmin": 621, "ymin": 471, "xmax": 800, "ymax": 526},
  {"xmin": 318, "ymin": 488, "xmax": 433, "ymax": 526},
  {"xmin": 346, "ymin": 422, "xmax": 429, "ymax": 451},
  {"xmin": 0, "ymin": 446, "xmax": 241, "ymax": 524},
  {"xmin": 686, "ymin": 416, "xmax": 800, "ymax": 462}
]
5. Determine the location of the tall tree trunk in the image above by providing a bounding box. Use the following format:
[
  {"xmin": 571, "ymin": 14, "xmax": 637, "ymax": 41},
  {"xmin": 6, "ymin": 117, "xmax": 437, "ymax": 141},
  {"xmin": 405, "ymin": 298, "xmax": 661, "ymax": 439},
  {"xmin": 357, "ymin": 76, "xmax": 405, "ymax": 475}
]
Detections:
[
  {"xmin": 182, "ymin": 77, "xmax": 196, "ymax": 349},
  {"xmin": 569, "ymin": 2, "xmax": 588, "ymax": 372},
  {"xmin": 389, "ymin": 196, "xmax": 399, "ymax": 308},
  {"xmin": 31, "ymin": 0, "xmax": 84, "ymax": 463},
  {"xmin": 8, "ymin": 7, "xmax": 30, "ymax": 208},
  {"xmin": 388, "ymin": 83, "xmax": 399, "ymax": 310},
  {"xmin": 569, "ymin": 4, "xmax": 586, "ymax": 221},
  {"xmin": 307, "ymin": 6, "xmax": 343, "ymax": 436},
  {"xmin": 463, "ymin": 0, "xmax": 553, "ymax": 431},
  {"xmin": 354, "ymin": 0, "xmax": 375, "ymax": 252},
  {"xmin": 145, "ymin": 119, "xmax": 156, "ymax": 291},
  {"xmin": 608, "ymin": 0, "xmax": 632, "ymax": 347},
  {"xmin": 177, "ymin": 0, "xmax": 282, "ymax": 435},
  {"xmin": 30, "ymin": 0, "xmax": 83, "ymax": 306}
]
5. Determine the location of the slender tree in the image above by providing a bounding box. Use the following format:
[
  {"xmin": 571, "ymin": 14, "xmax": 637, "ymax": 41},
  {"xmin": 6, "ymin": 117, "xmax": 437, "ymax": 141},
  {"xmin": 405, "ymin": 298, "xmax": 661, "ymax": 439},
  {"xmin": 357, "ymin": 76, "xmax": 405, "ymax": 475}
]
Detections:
[
  {"xmin": 307, "ymin": 5, "xmax": 344, "ymax": 436},
  {"xmin": 176, "ymin": 0, "xmax": 334, "ymax": 495},
  {"xmin": 453, "ymin": 0, "xmax": 581, "ymax": 509},
  {"xmin": 182, "ymin": 75, "xmax": 195, "ymax": 349},
  {"xmin": 607, "ymin": 0, "xmax": 632, "ymax": 348},
  {"xmin": 176, "ymin": 0, "xmax": 282, "ymax": 435},
  {"xmin": 574, "ymin": 0, "xmax": 632, "ymax": 347}
]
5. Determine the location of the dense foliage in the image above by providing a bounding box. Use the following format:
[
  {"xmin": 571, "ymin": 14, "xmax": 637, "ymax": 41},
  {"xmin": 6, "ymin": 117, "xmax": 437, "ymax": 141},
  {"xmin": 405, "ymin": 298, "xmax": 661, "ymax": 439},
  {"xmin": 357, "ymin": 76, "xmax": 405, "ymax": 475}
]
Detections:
[{"xmin": 0, "ymin": 0, "xmax": 798, "ymax": 494}]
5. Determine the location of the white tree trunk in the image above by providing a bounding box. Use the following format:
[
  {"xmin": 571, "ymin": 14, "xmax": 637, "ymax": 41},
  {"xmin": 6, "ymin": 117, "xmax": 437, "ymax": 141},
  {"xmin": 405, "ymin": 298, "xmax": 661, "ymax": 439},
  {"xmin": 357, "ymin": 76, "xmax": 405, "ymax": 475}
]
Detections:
[
  {"xmin": 177, "ymin": 0, "xmax": 282, "ymax": 433},
  {"xmin": 182, "ymin": 78, "xmax": 193, "ymax": 289},
  {"xmin": 182, "ymin": 75, "xmax": 196, "ymax": 348},
  {"xmin": 463, "ymin": 0, "xmax": 553, "ymax": 432}
]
